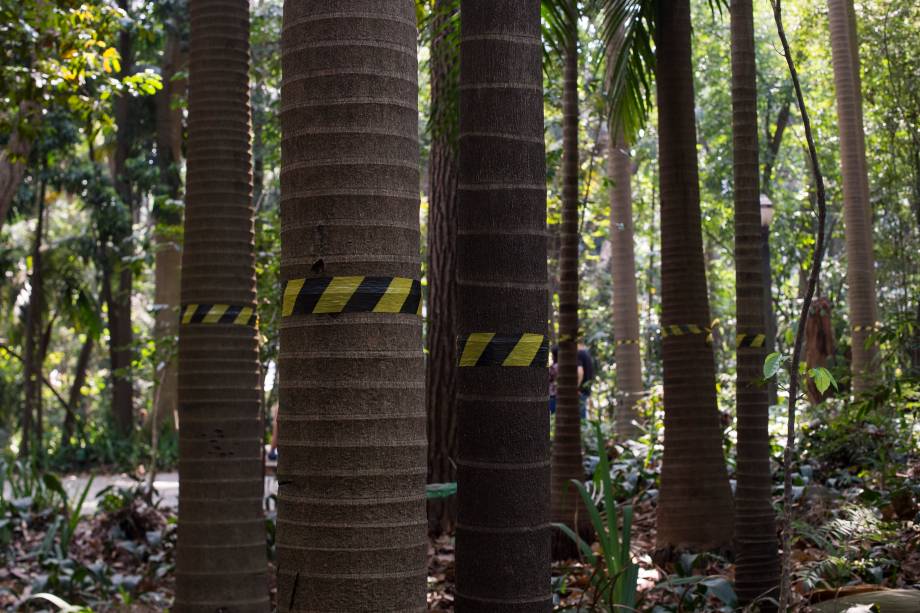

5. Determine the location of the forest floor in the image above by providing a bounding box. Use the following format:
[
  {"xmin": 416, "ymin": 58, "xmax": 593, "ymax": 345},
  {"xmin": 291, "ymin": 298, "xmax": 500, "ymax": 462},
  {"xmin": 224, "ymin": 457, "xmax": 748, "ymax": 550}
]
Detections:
[{"xmin": 2, "ymin": 467, "xmax": 919, "ymax": 611}]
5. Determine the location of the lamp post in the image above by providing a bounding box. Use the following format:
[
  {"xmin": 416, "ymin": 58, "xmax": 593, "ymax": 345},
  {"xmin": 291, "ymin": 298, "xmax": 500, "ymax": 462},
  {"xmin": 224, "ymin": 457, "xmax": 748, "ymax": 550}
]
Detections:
[{"xmin": 760, "ymin": 194, "xmax": 777, "ymax": 406}]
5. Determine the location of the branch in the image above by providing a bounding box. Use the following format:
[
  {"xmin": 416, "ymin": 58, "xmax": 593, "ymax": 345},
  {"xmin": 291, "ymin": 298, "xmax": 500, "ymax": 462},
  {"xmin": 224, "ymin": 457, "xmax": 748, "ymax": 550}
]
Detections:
[
  {"xmin": 771, "ymin": 1, "xmax": 830, "ymax": 610},
  {"xmin": 0, "ymin": 341, "xmax": 71, "ymax": 413}
]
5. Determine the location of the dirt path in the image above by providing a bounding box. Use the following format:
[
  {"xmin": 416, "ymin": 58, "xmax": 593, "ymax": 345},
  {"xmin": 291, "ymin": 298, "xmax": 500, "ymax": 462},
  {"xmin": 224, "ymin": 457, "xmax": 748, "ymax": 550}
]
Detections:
[{"xmin": 53, "ymin": 472, "xmax": 278, "ymax": 515}]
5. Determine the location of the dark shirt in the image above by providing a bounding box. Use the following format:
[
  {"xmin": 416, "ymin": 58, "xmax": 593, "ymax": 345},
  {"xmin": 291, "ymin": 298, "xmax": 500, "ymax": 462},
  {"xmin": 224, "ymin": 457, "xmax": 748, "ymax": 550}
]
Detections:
[{"xmin": 577, "ymin": 348, "xmax": 595, "ymax": 393}]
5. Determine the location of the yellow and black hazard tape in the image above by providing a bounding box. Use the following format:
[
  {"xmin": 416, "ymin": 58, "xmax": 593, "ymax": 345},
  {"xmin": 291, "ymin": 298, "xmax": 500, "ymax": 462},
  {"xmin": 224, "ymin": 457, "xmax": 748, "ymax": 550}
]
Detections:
[
  {"xmin": 736, "ymin": 333, "xmax": 767, "ymax": 349},
  {"xmin": 661, "ymin": 324, "xmax": 709, "ymax": 338},
  {"xmin": 282, "ymin": 276, "xmax": 422, "ymax": 317},
  {"xmin": 181, "ymin": 304, "xmax": 258, "ymax": 327},
  {"xmin": 852, "ymin": 322, "xmax": 881, "ymax": 333},
  {"xmin": 457, "ymin": 333, "xmax": 549, "ymax": 367},
  {"xmin": 615, "ymin": 339, "xmax": 640, "ymax": 345}
]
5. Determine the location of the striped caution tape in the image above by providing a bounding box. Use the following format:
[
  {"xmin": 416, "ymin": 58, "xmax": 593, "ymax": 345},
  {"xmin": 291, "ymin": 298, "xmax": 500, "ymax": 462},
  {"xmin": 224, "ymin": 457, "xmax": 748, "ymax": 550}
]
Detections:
[
  {"xmin": 736, "ymin": 333, "xmax": 767, "ymax": 349},
  {"xmin": 615, "ymin": 339, "xmax": 640, "ymax": 345},
  {"xmin": 282, "ymin": 276, "xmax": 422, "ymax": 317},
  {"xmin": 457, "ymin": 333, "xmax": 549, "ymax": 367},
  {"xmin": 852, "ymin": 322, "xmax": 880, "ymax": 333},
  {"xmin": 181, "ymin": 304, "xmax": 257, "ymax": 327},
  {"xmin": 661, "ymin": 323, "xmax": 709, "ymax": 338}
]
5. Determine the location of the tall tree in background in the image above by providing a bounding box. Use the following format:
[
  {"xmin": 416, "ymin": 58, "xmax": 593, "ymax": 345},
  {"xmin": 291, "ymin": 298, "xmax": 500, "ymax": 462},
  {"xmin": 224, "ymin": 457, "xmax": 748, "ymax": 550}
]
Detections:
[
  {"xmin": 152, "ymin": 23, "xmax": 185, "ymax": 430},
  {"xmin": 827, "ymin": 0, "xmax": 879, "ymax": 393},
  {"xmin": 551, "ymin": 0, "xmax": 589, "ymax": 560},
  {"xmin": 21, "ymin": 174, "xmax": 47, "ymax": 456},
  {"xmin": 277, "ymin": 2, "xmax": 426, "ymax": 610},
  {"xmin": 730, "ymin": 0, "xmax": 780, "ymax": 605},
  {"xmin": 455, "ymin": 1, "xmax": 551, "ymax": 609},
  {"xmin": 608, "ymin": 128, "xmax": 643, "ymax": 439},
  {"xmin": 174, "ymin": 0, "xmax": 269, "ymax": 609},
  {"xmin": 426, "ymin": 0, "xmax": 460, "ymax": 537},
  {"xmin": 655, "ymin": 0, "xmax": 734, "ymax": 550},
  {"xmin": 106, "ymin": 0, "xmax": 136, "ymax": 435}
]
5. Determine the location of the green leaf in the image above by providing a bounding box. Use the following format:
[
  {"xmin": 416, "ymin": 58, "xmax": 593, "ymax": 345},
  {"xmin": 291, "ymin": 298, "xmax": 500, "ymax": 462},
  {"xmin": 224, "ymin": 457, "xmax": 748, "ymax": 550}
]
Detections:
[
  {"xmin": 809, "ymin": 367, "xmax": 837, "ymax": 393},
  {"xmin": 763, "ymin": 352, "xmax": 782, "ymax": 379},
  {"xmin": 425, "ymin": 482, "xmax": 456, "ymax": 499}
]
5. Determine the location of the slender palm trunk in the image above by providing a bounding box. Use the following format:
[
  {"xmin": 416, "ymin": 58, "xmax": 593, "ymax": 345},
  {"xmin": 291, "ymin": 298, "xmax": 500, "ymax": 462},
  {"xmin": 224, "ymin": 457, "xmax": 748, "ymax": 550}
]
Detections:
[
  {"xmin": 22, "ymin": 183, "xmax": 45, "ymax": 457},
  {"xmin": 426, "ymin": 0, "xmax": 460, "ymax": 537},
  {"xmin": 730, "ymin": 0, "xmax": 780, "ymax": 605},
  {"xmin": 655, "ymin": 0, "xmax": 734, "ymax": 550},
  {"xmin": 277, "ymin": 3, "xmax": 425, "ymax": 610},
  {"xmin": 609, "ymin": 128, "xmax": 643, "ymax": 440},
  {"xmin": 827, "ymin": 0, "xmax": 879, "ymax": 393},
  {"xmin": 455, "ymin": 1, "xmax": 551, "ymax": 609},
  {"xmin": 174, "ymin": 1, "xmax": 269, "ymax": 610},
  {"xmin": 152, "ymin": 30, "xmax": 185, "ymax": 431},
  {"xmin": 108, "ymin": 2, "xmax": 135, "ymax": 436},
  {"xmin": 552, "ymin": 17, "xmax": 587, "ymax": 560}
]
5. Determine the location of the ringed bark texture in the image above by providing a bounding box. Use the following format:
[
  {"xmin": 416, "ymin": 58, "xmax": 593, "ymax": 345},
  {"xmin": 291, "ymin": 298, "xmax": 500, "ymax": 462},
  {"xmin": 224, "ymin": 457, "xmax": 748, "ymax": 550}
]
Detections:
[
  {"xmin": 730, "ymin": 0, "xmax": 780, "ymax": 605},
  {"xmin": 827, "ymin": 0, "xmax": 879, "ymax": 393},
  {"xmin": 455, "ymin": 2, "xmax": 552, "ymax": 610},
  {"xmin": 278, "ymin": 2, "xmax": 426, "ymax": 611},
  {"xmin": 552, "ymin": 24, "xmax": 588, "ymax": 560},
  {"xmin": 608, "ymin": 128, "xmax": 643, "ymax": 440},
  {"xmin": 426, "ymin": 0, "xmax": 460, "ymax": 537},
  {"xmin": 175, "ymin": 1, "xmax": 269, "ymax": 610},
  {"xmin": 655, "ymin": 0, "xmax": 734, "ymax": 550}
]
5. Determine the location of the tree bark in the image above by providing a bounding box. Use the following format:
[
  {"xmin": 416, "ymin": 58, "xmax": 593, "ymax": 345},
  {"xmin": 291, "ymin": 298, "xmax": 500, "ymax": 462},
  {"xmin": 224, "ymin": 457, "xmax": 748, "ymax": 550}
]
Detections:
[
  {"xmin": 107, "ymin": 0, "xmax": 135, "ymax": 436},
  {"xmin": 152, "ymin": 29, "xmax": 185, "ymax": 431},
  {"xmin": 277, "ymin": 2, "xmax": 426, "ymax": 610},
  {"xmin": 21, "ymin": 179, "xmax": 46, "ymax": 457},
  {"xmin": 426, "ymin": 0, "xmax": 460, "ymax": 538},
  {"xmin": 551, "ymin": 13, "xmax": 588, "ymax": 561},
  {"xmin": 827, "ymin": 0, "xmax": 879, "ymax": 392},
  {"xmin": 455, "ymin": 1, "xmax": 552, "ymax": 609},
  {"xmin": 655, "ymin": 0, "xmax": 734, "ymax": 551},
  {"xmin": 730, "ymin": 0, "xmax": 780, "ymax": 605},
  {"xmin": 0, "ymin": 121, "xmax": 32, "ymax": 230},
  {"xmin": 63, "ymin": 334, "xmax": 94, "ymax": 448},
  {"xmin": 609, "ymin": 128, "xmax": 643, "ymax": 440},
  {"xmin": 174, "ymin": 0, "xmax": 269, "ymax": 610}
]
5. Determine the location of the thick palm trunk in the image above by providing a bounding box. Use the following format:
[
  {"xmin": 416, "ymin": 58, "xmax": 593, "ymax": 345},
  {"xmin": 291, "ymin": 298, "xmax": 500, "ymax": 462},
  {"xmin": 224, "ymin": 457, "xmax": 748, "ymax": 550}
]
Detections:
[
  {"xmin": 609, "ymin": 128, "xmax": 643, "ymax": 439},
  {"xmin": 827, "ymin": 0, "xmax": 879, "ymax": 392},
  {"xmin": 730, "ymin": 0, "xmax": 780, "ymax": 605},
  {"xmin": 152, "ymin": 30, "xmax": 185, "ymax": 431},
  {"xmin": 174, "ymin": 1, "xmax": 269, "ymax": 610},
  {"xmin": 277, "ymin": 3, "xmax": 425, "ymax": 610},
  {"xmin": 426, "ymin": 0, "xmax": 460, "ymax": 537},
  {"xmin": 655, "ymin": 0, "xmax": 734, "ymax": 550},
  {"xmin": 455, "ymin": 1, "xmax": 551, "ymax": 609},
  {"xmin": 552, "ymin": 20, "xmax": 587, "ymax": 560}
]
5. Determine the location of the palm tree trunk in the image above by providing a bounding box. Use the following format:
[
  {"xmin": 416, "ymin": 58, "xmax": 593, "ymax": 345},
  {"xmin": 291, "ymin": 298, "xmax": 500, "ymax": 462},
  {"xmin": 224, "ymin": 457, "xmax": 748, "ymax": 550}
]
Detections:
[
  {"xmin": 152, "ymin": 29, "xmax": 185, "ymax": 431},
  {"xmin": 655, "ymin": 0, "xmax": 734, "ymax": 551},
  {"xmin": 552, "ymin": 14, "xmax": 588, "ymax": 560},
  {"xmin": 277, "ymin": 3, "xmax": 425, "ymax": 610},
  {"xmin": 108, "ymin": 1, "xmax": 135, "ymax": 436},
  {"xmin": 455, "ymin": 1, "xmax": 551, "ymax": 609},
  {"xmin": 426, "ymin": 0, "xmax": 460, "ymax": 538},
  {"xmin": 609, "ymin": 127, "xmax": 643, "ymax": 440},
  {"xmin": 174, "ymin": 1, "xmax": 269, "ymax": 610},
  {"xmin": 22, "ymin": 180, "xmax": 46, "ymax": 457},
  {"xmin": 730, "ymin": 0, "xmax": 780, "ymax": 605},
  {"xmin": 827, "ymin": 0, "xmax": 879, "ymax": 393}
]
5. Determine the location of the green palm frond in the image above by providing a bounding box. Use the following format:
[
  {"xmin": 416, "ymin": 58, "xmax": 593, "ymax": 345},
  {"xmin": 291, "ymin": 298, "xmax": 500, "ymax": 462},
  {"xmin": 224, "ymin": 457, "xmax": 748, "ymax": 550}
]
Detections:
[{"xmin": 542, "ymin": 0, "xmax": 657, "ymax": 141}]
